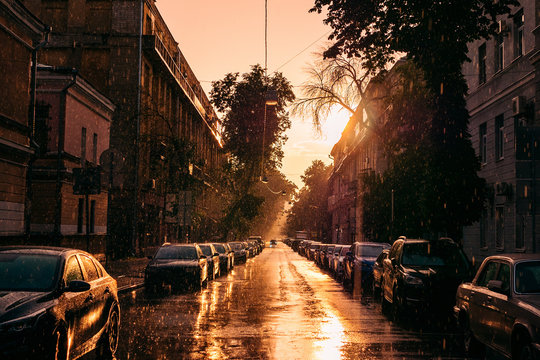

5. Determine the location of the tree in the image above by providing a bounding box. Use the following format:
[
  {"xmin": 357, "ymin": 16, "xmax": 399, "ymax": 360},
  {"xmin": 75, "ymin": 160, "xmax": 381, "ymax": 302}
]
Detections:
[
  {"xmin": 286, "ymin": 160, "xmax": 332, "ymax": 240},
  {"xmin": 210, "ymin": 65, "xmax": 295, "ymax": 240},
  {"xmin": 309, "ymin": 0, "xmax": 514, "ymax": 239}
]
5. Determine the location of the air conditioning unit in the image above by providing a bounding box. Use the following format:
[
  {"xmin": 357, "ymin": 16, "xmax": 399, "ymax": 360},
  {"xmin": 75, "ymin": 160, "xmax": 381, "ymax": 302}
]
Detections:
[
  {"xmin": 497, "ymin": 19, "xmax": 507, "ymax": 33},
  {"xmin": 512, "ymin": 96, "xmax": 526, "ymax": 116}
]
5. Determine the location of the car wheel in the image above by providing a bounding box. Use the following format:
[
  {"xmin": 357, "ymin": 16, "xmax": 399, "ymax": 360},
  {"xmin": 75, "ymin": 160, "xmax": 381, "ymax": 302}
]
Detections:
[
  {"xmin": 462, "ymin": 315, "xmax": 483, "ymax": 358},
  {"xmin": 100, "ymin": 305, "xmax": 120, "ymax": 359},
  {"xmin": 514, "ymin": 331, "xmax": 534, "ymax": 360}
]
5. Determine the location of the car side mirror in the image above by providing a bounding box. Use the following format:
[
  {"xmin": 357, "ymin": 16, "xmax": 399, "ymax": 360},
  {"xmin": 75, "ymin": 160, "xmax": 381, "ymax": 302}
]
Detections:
[
  {"xmin": 487, "ymin": 280, "xmax": 507, "ymax": 295},
  {"xmin": 346, "ymin": 251, "xmax": 353, "ymax": 257},
  {"xmin": 66, "ymin": 280, "xmax": 91, "ymax": 293},
  {"xmin": 214, "ymin": 253, "xmax": 219, "ymax": 257},
  {"xmin": 200, "ymin": 255, "xmax": 206, "ymax": 259}
]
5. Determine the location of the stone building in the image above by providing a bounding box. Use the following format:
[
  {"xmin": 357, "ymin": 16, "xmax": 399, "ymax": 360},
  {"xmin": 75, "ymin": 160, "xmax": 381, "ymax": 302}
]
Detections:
[
  {"xmin": 462, "ymin": 0, "xmax": 539, "ymax": 261},
  {"xmin": 30, "ymin": 65, "xmax": 114, "ymax": 252},
  {"xmin": 21, "ymin": 0, "xmax": 224, "ymax": 256},
  {"xmin": 0, "ymin": 0, "xmax": 46, "ymax": 240}
]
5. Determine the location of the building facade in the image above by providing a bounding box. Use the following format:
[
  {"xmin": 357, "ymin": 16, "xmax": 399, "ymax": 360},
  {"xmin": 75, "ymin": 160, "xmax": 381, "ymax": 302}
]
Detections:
[
  {"xmin": 21, "ymin": 0, "xmax": 224, "ymax": 256},
  {"xmin": 463, "ymin": 0, "xmax": 539, "ymax": 262},
  {"xmin": 0, "ymin": 0, "xmax": 46, "ymax": 240},
  {"xmin": 30, "ymin": 65, "xmax": 114, "ymax": 252}
]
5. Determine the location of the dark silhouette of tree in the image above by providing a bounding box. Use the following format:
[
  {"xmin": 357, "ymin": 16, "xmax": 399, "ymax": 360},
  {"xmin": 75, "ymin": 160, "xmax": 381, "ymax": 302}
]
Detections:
[
  {"xmin": 286, "ymin": 160, "xmax": 332, "ymax": 240},
  {"xmin": 310, "ymin": 0, "xmax": 515, "ymax": 240}
]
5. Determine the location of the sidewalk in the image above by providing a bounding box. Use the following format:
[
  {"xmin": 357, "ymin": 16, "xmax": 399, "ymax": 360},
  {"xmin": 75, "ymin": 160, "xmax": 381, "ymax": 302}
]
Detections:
[{"xmin": 102, "ymin": 257, "xmax": 149, "ymax": 294}]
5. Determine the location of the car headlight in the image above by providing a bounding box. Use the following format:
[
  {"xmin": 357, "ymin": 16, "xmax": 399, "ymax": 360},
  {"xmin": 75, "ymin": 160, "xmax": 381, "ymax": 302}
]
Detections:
[{"xmin": 404, "ymin": 275, "xmax": 423, "ymax": 285}]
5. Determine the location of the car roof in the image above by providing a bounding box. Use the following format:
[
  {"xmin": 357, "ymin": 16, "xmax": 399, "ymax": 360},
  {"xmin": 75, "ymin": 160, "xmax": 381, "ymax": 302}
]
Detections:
[
  {"xmin": 0, "ymin": 245, "xmax": 83, "ymax": 257},
  {"xmin": 485, "ymin": 253, "xmax": 540, "ymax": 263}
]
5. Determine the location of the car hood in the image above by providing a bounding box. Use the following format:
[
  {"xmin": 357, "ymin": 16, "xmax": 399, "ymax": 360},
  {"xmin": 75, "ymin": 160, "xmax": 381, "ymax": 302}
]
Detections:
[
  {"xmin": 0, "ymin": 291, "xmax": 53, "ymax": 323},
  {"xmin": 403, "ymin": 265, "xmax": 465, "ymax": 280}
]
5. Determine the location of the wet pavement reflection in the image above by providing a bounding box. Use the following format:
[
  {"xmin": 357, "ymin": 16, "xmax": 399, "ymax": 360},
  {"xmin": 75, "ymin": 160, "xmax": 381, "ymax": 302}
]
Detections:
[{"xmin": 115, "ymin": 243, "xmax": 474, "ymax": 359}]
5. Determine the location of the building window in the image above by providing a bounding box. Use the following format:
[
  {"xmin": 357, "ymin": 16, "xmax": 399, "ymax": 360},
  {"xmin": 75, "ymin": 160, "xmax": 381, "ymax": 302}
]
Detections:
[
  {"xmin": 495, "ymin": 114, "xmax": 504, "ymax": 160},
  {"xmin": 77, "ymin": 198, "xmax": 84, "ymax": 233},
  {"xmin": 480, "ymin": 208, "xmax": 488, "ymax": 249},
  {"xmin": 81, "ymin": 127, "xmax": 86, "ymax": 164},
  {"xmin": 495, "ymin": 34, "xmax": 504, "ymax": 72},
  {"xmin": 478, "ymin": 43, "xmax": 486, "ymax": 85},
  {"xmin": 516, "ymin": 214, "xmax": 525, "ymax": 250},
  {"xmin": 90, "ymin": 200, "xmax": 96, "ymax": 233},
  {"xmin": 514, "ymin": 9, "xmax": 524, "ymax": 58},
  {"xmin": 92, "ymin": 133, "xmax": 98, "ymax": 164},
  {"xmin": 479, "ymin": 122, "xmax": 487, "ymax": 164},
  {"xmin": 496, "ymin": 206, "xmax": 504, "ymax": 250}
]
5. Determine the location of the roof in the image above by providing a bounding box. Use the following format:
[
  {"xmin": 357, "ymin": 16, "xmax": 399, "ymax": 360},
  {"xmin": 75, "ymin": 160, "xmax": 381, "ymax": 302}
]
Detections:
[
  {"xmin": 484, "ymin": 254, "xmax": 540, "ymax": 263},
  {"xmin": 0, "ymin": 245, "xmax": 82, "ymax": 256}
]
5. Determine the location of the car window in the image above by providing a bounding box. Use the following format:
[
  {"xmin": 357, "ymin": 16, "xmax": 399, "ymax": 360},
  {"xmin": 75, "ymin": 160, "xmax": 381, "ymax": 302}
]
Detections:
[
  {"xmin": 80, "ymin": 255, "xmax": 100, "ymax": 281},
  {"xmin": 477, "ymin": 261, "xmax": 499, "ymax": 287},
  {"xmin": 199, "ymin": 245, "xmax": 213, "ymax": 256},
  {"xmin": 515, "ymin": 261, "xmax": 540, "ymax": 293},
  {"xmin": 496, "ymin": 262, "xmax": 510, "ymax": 293},
  {"xmin": 358, "ymin": 245, "xmax": 385, "ymax": 258},
  {"xmin": 340, "ymin": 246, "xmax": 350, "ymax": 256},
  {"xmin": 65, "ymin": 255, "xmax": 84, "ymax": 283},
  {"xmin": 213, "ymin": 244, "xmax": 226, "ymax": 253},
  {"xmin": 155, "ymin": 246, "xmax": 198, "ymax": 260}
]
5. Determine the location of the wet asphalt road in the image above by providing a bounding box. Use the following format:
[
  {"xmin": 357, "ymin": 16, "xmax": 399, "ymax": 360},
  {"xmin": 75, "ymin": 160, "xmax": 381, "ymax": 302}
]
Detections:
[{"xmin": 115, "ymin": 243, "xmax": 476, "ymax": 360}]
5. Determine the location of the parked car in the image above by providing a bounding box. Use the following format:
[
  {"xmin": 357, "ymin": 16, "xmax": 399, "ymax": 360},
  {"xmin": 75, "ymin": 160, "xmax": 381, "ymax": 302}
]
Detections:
[
  {"xmin": 144, "ymin": 243, "xmax": 208, "ymax": 292},
  {"xmin": 382, "ymin": 238, "xmax": 471, "ymax": 319},
  {"xmin": 307, "ymin": 242, "xmax": 321, "ymax": 261},
  {"xmin": 455, "ymin": 254, "xmax": 540, "ymax": 359},
  {"xmin": 198, "ymin": 244, "xmax": 220, "ymax": 280},
  {"xmin": 324, "ymin": 245, "xmax": 336, "ymax": 270},
  {"xmin": 372, "ymin": 249, "xmax": 389, "ymax": 297},
  {"xmin": 343, "ymin": 242, "xmax": 391, "ymax": 290},
  {"xmin": 291, "ymin": 239, "xmax": 302, "ymax": 252},
  {"xmin": 212, "ymin": 243, "xmax": 234, "ymax": 273},
  {"xmin": 229, "ymin": 242, "xmax": 247, "ymax": 263},
  {"xmin": 248, "ymin": 235, "xmax": 264, "ymax": 249},
  {"xmin": 333, "ymin": 245, "xmax": 352, "ymax": 281},
  {"xmin": 298, "ymin": 240, "xmax": 313, "ymax": 257},
  {"xmin": 0, "ymin": 246, "xmax": 120, "ymax": 359}
]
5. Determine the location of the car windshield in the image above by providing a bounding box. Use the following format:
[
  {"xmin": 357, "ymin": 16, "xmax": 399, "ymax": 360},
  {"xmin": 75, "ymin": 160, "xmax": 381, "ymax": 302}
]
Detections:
[
  {"xmin": 515, "ymin": 261, "xmax": 540, "ymax": 293},
  {"xmin": 199, "ymin": 245, "xmax": 213, "ymax": 256},
  {"xmin": 0, "ymin": 253, "xmax": 60, "ymax": 291},
  {"xmin": 213, "ymin": 244, "xmax": 225, "ymax": 253},
  {"xmin": 401, "ymin": 243, "xmax": 469, "ymax": 271},
  {"xmin": 358, "ymin": 245, "xmax": 386, "ymax": 258},
  {"xmin": 155, "ymin": 246, "xmax": 198, "ymax": 260}
]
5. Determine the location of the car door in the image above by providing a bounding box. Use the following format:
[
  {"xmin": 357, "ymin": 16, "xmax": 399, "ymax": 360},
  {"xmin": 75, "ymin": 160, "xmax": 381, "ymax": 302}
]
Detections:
[
  {"xmin": 491, "ymin": 261, "xmax": 513, "ymax": 354},
  {"xmin": 61, "ymin": 255, "xmax": 93, "ymax": 354},
  {"xmin": 469, "ymin": 260, "xmax": 499, "ymax": 345},
  {"xmin": 78, "ymin": 254, "xmax": 108, "ymax": 344}
]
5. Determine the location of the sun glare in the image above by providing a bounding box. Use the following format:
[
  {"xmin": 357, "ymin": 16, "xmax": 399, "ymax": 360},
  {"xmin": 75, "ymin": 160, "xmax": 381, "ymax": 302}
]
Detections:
[{"xmin": 320, "ymin": 108, "xmax": 350, "ymax": 146}]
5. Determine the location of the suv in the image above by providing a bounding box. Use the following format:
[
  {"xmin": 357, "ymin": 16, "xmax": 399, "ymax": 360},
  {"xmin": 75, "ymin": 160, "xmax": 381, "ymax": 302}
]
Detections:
[{"xmin": 382, "ymin": 238, "xmax": 471, "ymax": 319}]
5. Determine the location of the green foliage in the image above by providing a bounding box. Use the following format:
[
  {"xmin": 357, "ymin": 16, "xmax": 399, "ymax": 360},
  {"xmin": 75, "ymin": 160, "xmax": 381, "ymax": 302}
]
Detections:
[{"xmin": 286, "ymin": 160, "xmax": 332, "ymax": 239}]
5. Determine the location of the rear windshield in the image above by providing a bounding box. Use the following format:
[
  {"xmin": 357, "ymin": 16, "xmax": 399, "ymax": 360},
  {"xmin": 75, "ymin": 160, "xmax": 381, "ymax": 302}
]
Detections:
[
  {"xmin": 155, "ymin": 246, "xmax": 197, "ymax": 260},
  {"xmin": 358, "ymin": 245, "xmax": 386, "ymax": 258},
  {"xmin": 401, "ymin": 242, "xmax": 469, "ymax": 272},
  {"xmin": 340, "ymin": 247, "xmax": 350, "ymax": 256},
  {"xmin": 229, "ymin": 243, "xmax": 243, "ymax": 250},
  {"xmin": 515, "ymin": 261, "xmax": 540, "ymax": 293},
  {"xmin": 213, "ymin": 244, "xmax": 225, "ymax": 253},
  {"xmin": 0, "ymin": 253, "xmax": 60, "ymax": 291},
  {"xmin": 199, "ymin": 245, "xmax": 213, "ymax": 257}
]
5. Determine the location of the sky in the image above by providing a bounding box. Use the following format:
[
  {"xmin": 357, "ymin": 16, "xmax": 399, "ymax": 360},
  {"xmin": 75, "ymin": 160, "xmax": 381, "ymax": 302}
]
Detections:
[{"xmin": 155, "ymin": 0, "xmax": 350, "ymax": 188}]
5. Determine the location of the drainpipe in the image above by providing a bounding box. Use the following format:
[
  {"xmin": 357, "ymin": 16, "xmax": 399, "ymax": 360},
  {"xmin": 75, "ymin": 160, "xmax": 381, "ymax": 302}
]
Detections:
[
  {"xmin": 25, "ymin": 26, "xmax": 50, "ymax": 240},
  {"xmin": 53, "ymin": 70, "xmax": 78, "ymax": 242}
]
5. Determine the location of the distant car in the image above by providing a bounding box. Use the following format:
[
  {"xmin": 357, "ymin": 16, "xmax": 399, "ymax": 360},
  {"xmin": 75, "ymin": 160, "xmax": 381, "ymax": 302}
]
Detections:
[
  {"xmin": 229, "ymin": 242, "xmax": 247, "ymax": 263},
  {"xmin": 212, "ymin": 243, "xmax": 234, "ymax": 273},
  {"xmin": 324, "ymin": 245, "xmax": 335, "ymax": 269},
  {"xmin": 0, "ymin": 246, "xmax": 120, "ymax": 359},
  {"xmin": 455, "ymin": 254, "xmax": 540, "ymax": 359},
  {"xmin": 249, "ymin": 236, "xmax": 264, "ymax": 249},
  {"xmin": 269, "ymin": 239, "xmax": 278, "ymax": 247},
  {"xmin": 343, "ymin": 242, "xmax": 391, "ymax": 290},
  {"xmin": 198, "ymin": 244, "xmax": 220, "ymax": 280},
  {"xmin": 144, "ymin": 243, "xmax": 208, "ymax": 292},
  {"xmin": 382, "ymin": 238, "xmax": 471, "ymax": 319},
  {"xmin": 307, "ymin": 242, "xmax": 321, "ymax": 261},
  {"xmin": 372, "ymin": 249, "xmax": 389, "ymax": 297},
  {"xmin": 334, "ymin": 245, "xmax": 351, "ymax": 281}
]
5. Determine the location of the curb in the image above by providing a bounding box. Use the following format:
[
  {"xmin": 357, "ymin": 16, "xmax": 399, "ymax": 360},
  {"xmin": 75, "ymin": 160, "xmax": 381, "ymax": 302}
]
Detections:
[{"xmin": 118, "ymin": 283, "xmax": 144, "ymax": 295}]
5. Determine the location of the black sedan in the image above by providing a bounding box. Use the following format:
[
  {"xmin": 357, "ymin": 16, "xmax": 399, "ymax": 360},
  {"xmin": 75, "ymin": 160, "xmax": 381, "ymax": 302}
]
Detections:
[
  {"xmin": 198, "ymin": 244, "xmax": 220, "ymax": 280},
  {"xmin": 144, "ymin": 244, "xmax": 208, "ymax": 292},
  {"xmin": 0, "ymin": 246, "xmax": 120, "ymax": 360},
  {"xmin": 212, "ymin": 243, "xmax": 234, "ymax": 273},
  {"xmin": 229, "ymin": 242, "xmax": 247, "ymax": 263}
]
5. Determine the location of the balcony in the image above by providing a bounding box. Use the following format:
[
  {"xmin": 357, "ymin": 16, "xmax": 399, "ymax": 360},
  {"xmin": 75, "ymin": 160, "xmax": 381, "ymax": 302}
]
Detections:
[{"xmin": 142, "ymin": 35, "xmax": 222, "ymax": 146}]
